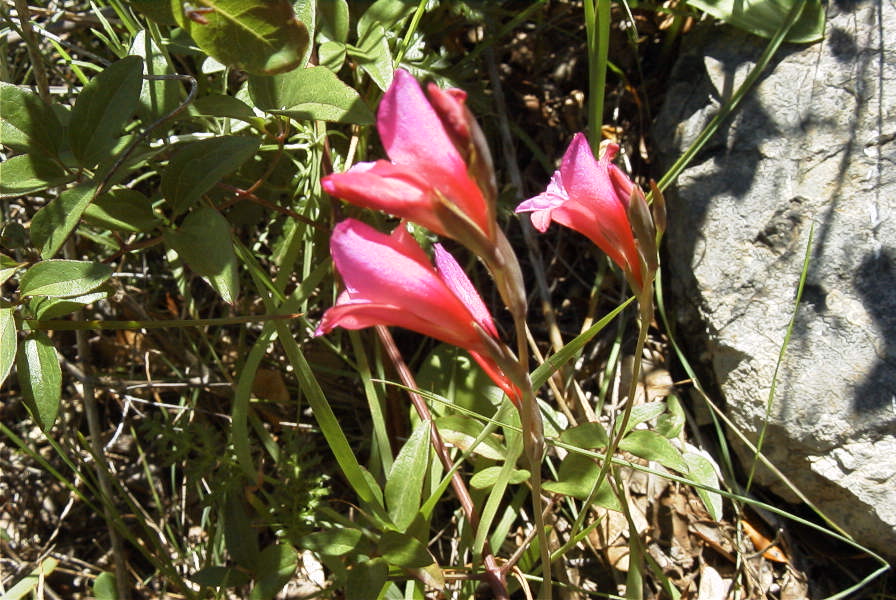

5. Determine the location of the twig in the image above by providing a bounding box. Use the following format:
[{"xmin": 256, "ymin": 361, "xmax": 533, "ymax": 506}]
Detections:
[{"xmin": 12, "ymin": 0, "xmax": 50, "ymax": 103}]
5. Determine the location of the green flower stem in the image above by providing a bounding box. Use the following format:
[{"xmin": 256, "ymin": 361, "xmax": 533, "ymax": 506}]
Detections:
[
  {"xmin": 590, "ymin": 275, "xmax": 655, "ymax": 508},
  {"xmin": 21, "ymin": 313, "xmax": 302, "ymax": 331},
  {"xmin": 584, "ymin": 0, "xmax": 611, "ymax": 152}
]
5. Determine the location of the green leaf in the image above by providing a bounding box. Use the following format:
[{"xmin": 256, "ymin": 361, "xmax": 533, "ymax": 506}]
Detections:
[
  {"xmin": 346, "ymin": 557, "xmax": 388, "ymax": 600},
  {"xmin": 317, "ymin": 0, "xmax": 349, "ymax": 43},
  {"xmin": 30, "ymin": 182, "xmax": 99, "ymax": 259},
  {"xmin": 164, "ymin": 207, "xmax": 239, "ymax": 304},
  {"xmin": 92, "ymin": 572, "xmax": 118, "ymax": 600},
  {"xmin": 385, "ymin": 420, "xmax": 430, "ymax": 531},
  {"xmin": 685, "ymin": 0, "xmax": 824, "ymax": 43},
  {"xmin": 559, "ymin": 421, "xmax": 609, "ymax": 450},
  {"xmin": 542, "ymin": 453, "xmax": 621, "ymax": 509},
  {"xmin": 29, "ymin": 289, "xmax": 109, "ymax": 320},
  {"xmin": 0, "ymin": 253, "xmax": 21, "ymax": 286},
  {"xmin": 129, "ymin": 30, "xmax": 181, "ymax": 121},
  {"xmin": 172, "ymin": 0, "xmax": 310, "ymax": 75},
  {"xmin": 619, "ymin": 430, "xmax": 689, "ymax": 473},
  {"xmin": 250, "ymin": 543, "xmax": 297, "ymax": 600},
  {"xmin": 0, "ymin": 153, "xmax": 73, "ymax": 199},
  {"xmin": 358, "ymin": 0, "xmax": 417, "ymax": 38},
  {"xmin": 615, "ymin": 401, "xmax": 666, "ymax": 437},
  {"xmin": 17, "ymin": 332, "xmax": 62, "ymax": 431},
  {"xmin": 0, "ymin": 308, "xmax": 15, "ymax": 389},
  {"xmin": 19, "ymin": 259, "xmax": 113, "ymax": 298},
  {"xmin": 193, "ymin": 94, "xmax": 261, "ymax": 124},
  {"xmin": 84, "ymin": 189, "xmax": 160, "ymax": 233},
  {"xmin": 248, "ymin": 66, "xmax": 374, "ymax": 124},
  {"xmin": 162, "ymin": 136, "xmax": 260, "ymax": 215},
  {"xmin": 656, "ymin": 395, "xmax": 685, "ymax": 439},
  {"xmin": 189, "ymin": 565, "xmax": 252, "ymax": 588},
  {"xmin": 318, "ymin": 40, "xmax": 346, "ymax": 72},
  {"xmin": 351, "ymin": 24, "xmax": 393, "ymax": 92},
  {"xmin": 470, "ymin": 466, "xmax": 529, "ymax": 490},
  {"xmin": 417, "ymin": 344, "xmax": 503, "ymax": 418},
  {"xmin": 302, "ymin": 528, "xmax": 366, "ymax": 556},
  {"xmin": 69, "ymin": 56, "xmax": 143, "ymax": 168},
  {"xmin": 435, "ymin": 414, "xmax": 505, "ymax": 460},
  {"xmin": 223, "ymin": 490, "xmax": 260, "ymax": 570},
  {"xmin": 683, "ymin": 449, "xmax": 723, "ymax": 520},
  {"xmin": 128, "ymin": 0, "xmax": 177, "ymax": 25},
  {"xmin": 0, "ymin": 81, "xmax": 62, "ymax": 156},
  {"xmin": 378, "ymin": 530, "xmax": 433, "ymax": 569}
]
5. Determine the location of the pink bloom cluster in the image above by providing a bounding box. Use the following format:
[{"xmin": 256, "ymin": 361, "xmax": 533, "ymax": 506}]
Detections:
[{"xmin": 318, "ymin": 70, "xmax": 519, "ymax": 403}]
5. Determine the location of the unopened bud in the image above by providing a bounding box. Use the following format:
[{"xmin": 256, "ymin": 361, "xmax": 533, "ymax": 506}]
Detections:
[
  {"xmin": 649, "ymin": 180, "xmax": 667, "ymax": 236},
  {"xmin": 627, "ymin": 186, "xmax": 658, "ymax": 272}
]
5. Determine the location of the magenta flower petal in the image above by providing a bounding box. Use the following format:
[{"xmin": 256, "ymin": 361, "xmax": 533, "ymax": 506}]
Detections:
[
  {"xmin": 517, "ymin": 133, "xmax": 643, "ymax": 287},
  {"xmin": 433, "ymin": 243, "xmax": 498, "ymax": 338},
  {"xmin": 377, "ymin": 69, "xmax": 465, "ymax": 176}
]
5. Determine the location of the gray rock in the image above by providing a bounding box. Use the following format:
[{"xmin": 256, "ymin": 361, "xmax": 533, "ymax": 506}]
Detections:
[{"xmin": 654, "ymin": 1, "xmax": 896, "ymax": 555}]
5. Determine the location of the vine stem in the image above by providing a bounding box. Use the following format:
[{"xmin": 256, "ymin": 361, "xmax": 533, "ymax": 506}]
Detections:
[{"xmin": 374, "ymin": 326, "xmax": 509, "ymax": 600}]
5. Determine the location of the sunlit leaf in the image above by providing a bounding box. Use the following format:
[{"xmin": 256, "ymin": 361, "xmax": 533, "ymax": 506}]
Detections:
[
  {"xmin": 0, "ymin": 153, "xmax": 73, "ymax": 199},
  {"xmin": 683, "ymin": 448, "xmax": 724, "ymax": 520},
  {"xmin": 435, "ymin": 414, "xmax": 505, "ymax": 460},
  {"xmin": 19, "ymin": 259, "xmax": 113, "ymax": 298},
  {"xmin": 29, "ymin": 289, "xmax": 110, "ymax": 320},
  {"xmin": 0, "ymin": 81, "xmax": 62, "ymax": 157},
  {"xmin": 619, "ymin": 430, "xmax": 688, "ymax": 473},
  {"xmin": 17, "ymin": 333, "xmax": 61, "ymax": 431},
  {"xmin": 30, "ymin": 182, "xmax": 99, "ymax": 259},
  {"xmin": 172, "ymin": 0, "xmax": 310, "ymax": 75},
  {"xmin": 248, "ymin": 66, "xmax": 374, "ymax": 124},
  {"xmin": 346, "ymin": 557, "xmax": 388, "ymax": 600},
  {"xmin": 385, "ymin": 420, "xmax": 430, "ymax": 531},
  {"xmin": 302, "ymin": 528, "xmax": 367, "ymax": 556},
  {"xmin": 542, "ymin": 453, "xmax": 621, "ymax": 509},
  {"xmin": 470, "ymin": 466, "xmax": 529, "ymax": 490},
  {"xmin": 0, "ymin": 308, "xmax": 15, "ymax": 389},
  {"xmin": 685, "ymin": 0, "xmax": 824, "ymax": 43},
  {"xmin": 130, "ymin": 30, "xmax": 181, "ymax": 121},
  {"xmin": 656, "ymin": 395, "xmax": 686, "ymax": 439},
  {"xmin": 559, "ymin": 421, "xmax": 609, "ymax": 450},
  {"xmin": 69, "ymin": 56, "xmax": 143, "ymax": 168}
]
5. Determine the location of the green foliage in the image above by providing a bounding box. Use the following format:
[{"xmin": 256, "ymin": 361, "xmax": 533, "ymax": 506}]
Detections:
[
  {"xmin": 16, "ymin": 333, "xmax": 62, "ymax": 431},
  {"xmin": 686, "ymin": 0, "xmax": 825, "ymax": 43}
]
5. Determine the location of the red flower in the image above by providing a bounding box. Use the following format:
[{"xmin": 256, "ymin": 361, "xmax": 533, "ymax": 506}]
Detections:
[
  {"xmin": 321, "ymin": 69, "xmax": 495, "ymax": 249},
  {"xmin": 516, "ymin": 133, "xmax": 643, "ymax": 288},
  {"xmin": 316, "ymin": 219, "xmax": 520, "ymax": 404}
]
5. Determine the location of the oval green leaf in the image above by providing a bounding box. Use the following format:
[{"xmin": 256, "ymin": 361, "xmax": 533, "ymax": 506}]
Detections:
[
  {"xmin": 130, "ymin": 30, "xmax": 181, "ymax": 121},
  {"xmin": 542, "ymin": 453, "xmax": 621, "ymax": 510},
  {"xmin": 0, "ymin": 153, "xmax": 73, "ymax": 199},
  {"xmin": 378, "ymin": 530, "xmax": 433, "ymax": 569},
  {"xmin": 0, "ymin": 81, "xmax": 63, "ymax": 157},
  {"xmin": 250, "ymin": 543, "xmax": 297, "ymax": 600},
  {"xmin": 559, "ymin": 421, "xmax": 609, "ymax": 450},
  {"xmin": 69, "ymin": 56, "xmax": 143, "ymax": 168},
  {"xmin": 656, "ymin": 395, "xmax": 686, "ymax": 439},
  {"xmin": 17, "ymin": 333, "xmax": 62, "ymax": 431},
  {"xmin": 30, "ymin": 182, "xmax": 99, "ymax": 259},
  {"xmin": 302, "ymin": 528, "xmax": 366, "ymax": 556},
  {"xmin": 162, "ymin": 136, "xmax": 260, "ymax": 215},
  {"xmin": 30, "ymin": 289, "xmax": 110, "ymax": 320},
  {"xmin": 84, "ymin": 188, "xmax": 160, "ymax": 233},
  {"xmin": 163, "ymin": 207, "xmax": 239, "ymax": 304},
  {"xmin": 346, "ymin": 557, "xmax": 388, "ymax": 600},
  {"xmin": 173, "ymin": 0, "xmax": 310, "ymax": 75},
  {"xmin": 619, "ymin": 430, "xmax": 689, "ymax": 473},
  {"xmin": 385, "ymin": 420, "xmax": 430, "ymax": 531},
  {"xmin": 0, "ymin": 308, "xmax": 16, "ymax": 388},
  {"xmin": 469, "ymin": 466, "xmax": 530, "ymax": 490},
  {"xmin": 19, "ymin": 259, "xmax": 113, "ymax": 298},
  {"xmin": 248, "ymin": 66, "xmax": 374, "ymax": 124},
  {"xmin": 684, "ymin": 449, "xmax": 724, "ymax": 521}
]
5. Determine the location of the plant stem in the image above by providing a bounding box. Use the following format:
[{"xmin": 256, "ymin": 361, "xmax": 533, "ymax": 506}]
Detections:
[
  {"xmin": 22, "ymin": 313, "xmax": 302, "ymax": 331},
  {"xmin": 584, "ymin": 0, "xmax": 611, "ymax": 152},
  {"xmin": 13, "ymin": 0, "xmax": 50, "ymax": 103}
]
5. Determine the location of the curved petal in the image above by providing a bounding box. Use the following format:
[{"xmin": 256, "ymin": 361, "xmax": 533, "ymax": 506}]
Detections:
[
  {"xmin": 433, "ymin": 243, "xmax": 498, "ymax": 338},
  {"xmin": 378, "ymin": 69, "xmax": 465, "ymax": 175},
  {"xmin": 322, "ymin": 162, "xmax": 449, "ymax": 237},
  {"xmin": 516, "ymin": 170, "xmax": 568, "ymax": 232}
]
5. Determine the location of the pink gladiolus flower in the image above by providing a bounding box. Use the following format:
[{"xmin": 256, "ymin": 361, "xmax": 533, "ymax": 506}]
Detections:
[
  {"xmin": 516, "ymin": 133, "xmax": 643, "ymax": 288},
  {"xmin": 321, "ymin": 69, "xmax": 495, "ymax": 246},
  {"xmin": 315, "ymin": 219, "xmax": 520, "ymax": 405}
]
